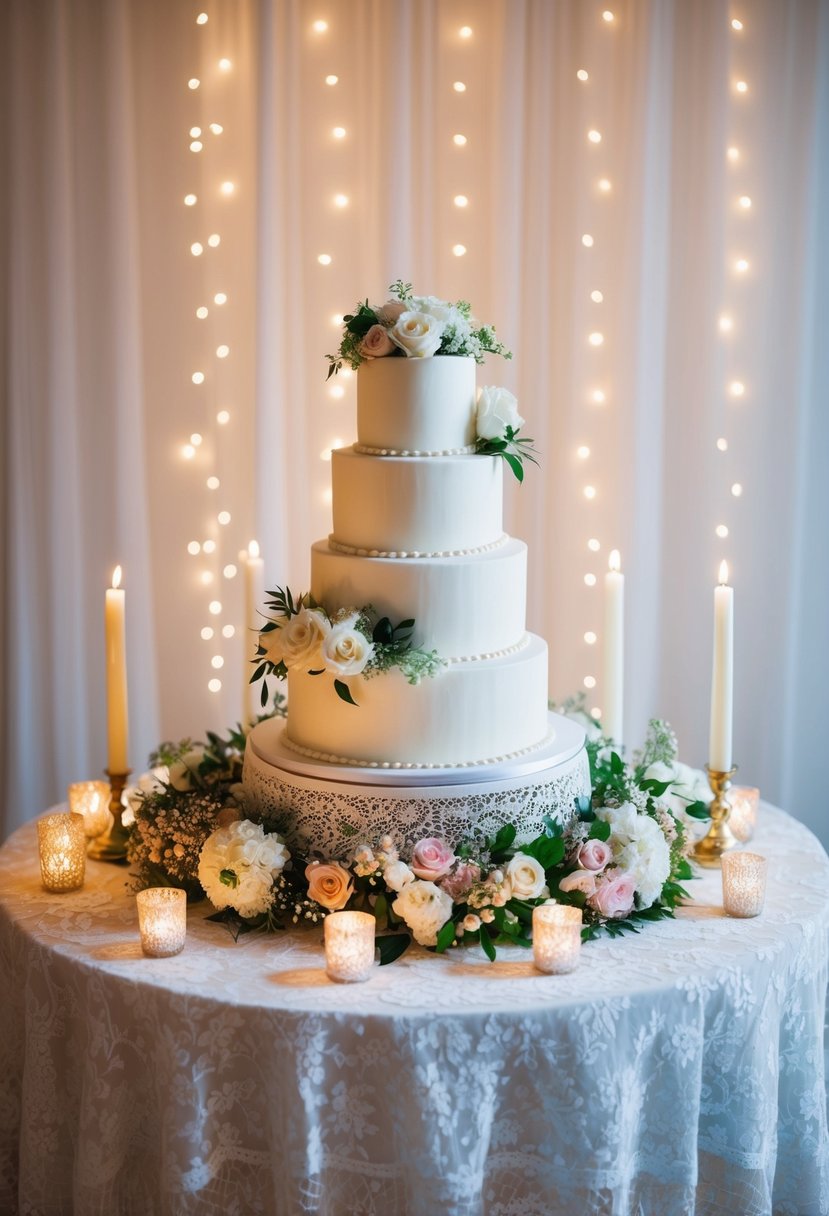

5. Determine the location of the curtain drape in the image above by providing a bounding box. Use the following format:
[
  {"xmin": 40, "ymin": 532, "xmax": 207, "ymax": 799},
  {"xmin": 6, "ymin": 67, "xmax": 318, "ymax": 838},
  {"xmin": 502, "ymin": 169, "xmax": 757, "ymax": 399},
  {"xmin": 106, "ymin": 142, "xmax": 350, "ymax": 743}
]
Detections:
[{"xmin": 2, "ymin": 0, "xmax": 827, "ymax": 846}]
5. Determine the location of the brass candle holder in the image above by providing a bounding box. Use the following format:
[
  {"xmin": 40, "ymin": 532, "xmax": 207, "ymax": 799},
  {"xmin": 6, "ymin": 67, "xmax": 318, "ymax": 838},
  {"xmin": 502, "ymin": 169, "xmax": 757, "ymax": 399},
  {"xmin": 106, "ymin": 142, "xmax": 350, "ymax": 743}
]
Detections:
[
  {"xmin": 87, "ymin": 769, "xmax": 132, "ymax": 863},
  {"xmin": 691, "ymin": 765, "xmax": 738, "ymax": 868}
]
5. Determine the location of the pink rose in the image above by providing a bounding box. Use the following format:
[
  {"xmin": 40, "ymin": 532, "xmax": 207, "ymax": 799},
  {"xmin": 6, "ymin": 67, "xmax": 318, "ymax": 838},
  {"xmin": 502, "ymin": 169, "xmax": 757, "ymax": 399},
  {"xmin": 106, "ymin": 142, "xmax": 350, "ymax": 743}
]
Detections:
[
  {"xmin": 558, "ymin": 870, "xmax": 598, "ymax": 897},
  {"xmin": 411, "ymin": 837, "xmax": 456, "ymax": 881},
  {"xmin": 589, "ymin": 871, "xmax": 636, "ymax": 919},
  {"xmin": 374, "ymin": 299, "xmax": 405, "ymax": 326},
  {"xmin": 305, "ymin": 861, "xmax": 353, "ymax": 911},
  {"xmin": 358, "ymin": 323, "xmax": 395, "ymax": 359},
  {"xmin": 440, "ymin": 861, "xmax": 482, "ymax": 901},
  {"xmin": 577, "ymin": 839, "xmax": 612, "ymax": 872}
]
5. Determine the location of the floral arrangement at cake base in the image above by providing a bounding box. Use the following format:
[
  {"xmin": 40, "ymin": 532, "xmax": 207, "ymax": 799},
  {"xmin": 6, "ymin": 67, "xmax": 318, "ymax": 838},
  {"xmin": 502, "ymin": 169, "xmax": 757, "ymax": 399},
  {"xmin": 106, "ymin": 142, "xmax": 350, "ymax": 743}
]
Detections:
[{"xmin": 124, "ymin": 704, "xmax": 712, "ymax": 959}]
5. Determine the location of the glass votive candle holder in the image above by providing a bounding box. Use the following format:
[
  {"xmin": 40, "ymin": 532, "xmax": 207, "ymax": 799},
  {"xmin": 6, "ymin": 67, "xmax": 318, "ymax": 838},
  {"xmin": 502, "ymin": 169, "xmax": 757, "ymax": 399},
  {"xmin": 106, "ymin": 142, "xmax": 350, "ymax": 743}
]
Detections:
[
  {"xmin": 532, "ymin": 904, "xmax": 583, "ymax": 974},
  {"xmin": 67, "ymin": 780, "xmax": 112, "ymax": 839},
  {"xmin": 729, "ymin": 786, "xmax": 760, "ymax": 843},
  {"xmin": 722, "ymin": 851, "xmax": 767, "ymax": 918},
  {"xmin": 136, "ymin": 888, "xmax": 187, "ymax": 957},
  {"xmin": 324, "ymin": 910, "xmax": 376, "ymax": 982},
  {"xmin": 38, "ymin": 812, "xmax": 86, "ymax": 892}
]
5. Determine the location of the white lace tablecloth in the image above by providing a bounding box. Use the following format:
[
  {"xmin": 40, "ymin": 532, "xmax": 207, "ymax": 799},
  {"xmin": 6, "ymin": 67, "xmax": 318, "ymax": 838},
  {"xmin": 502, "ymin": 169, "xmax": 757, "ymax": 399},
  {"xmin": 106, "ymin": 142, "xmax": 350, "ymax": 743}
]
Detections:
[{"xmin": 1, "ymin": 805, "xmax": 827, "ymax": 1216}]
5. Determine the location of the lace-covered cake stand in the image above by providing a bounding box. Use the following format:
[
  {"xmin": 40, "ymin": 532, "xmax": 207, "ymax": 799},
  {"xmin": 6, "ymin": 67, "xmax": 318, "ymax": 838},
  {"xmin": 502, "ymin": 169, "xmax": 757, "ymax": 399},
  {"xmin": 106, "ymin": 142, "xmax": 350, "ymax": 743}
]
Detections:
[{"xmin": 243, "ymin": 712, "xmax": 590, "ymax": 855}]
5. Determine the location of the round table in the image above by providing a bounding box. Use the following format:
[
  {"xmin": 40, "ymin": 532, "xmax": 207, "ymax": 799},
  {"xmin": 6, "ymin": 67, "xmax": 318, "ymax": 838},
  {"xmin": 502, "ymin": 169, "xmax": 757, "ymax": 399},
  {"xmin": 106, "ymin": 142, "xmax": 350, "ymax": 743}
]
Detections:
[{"xmin": 1, "ymin": 805, "xmax": 827, "ymax": 1216}]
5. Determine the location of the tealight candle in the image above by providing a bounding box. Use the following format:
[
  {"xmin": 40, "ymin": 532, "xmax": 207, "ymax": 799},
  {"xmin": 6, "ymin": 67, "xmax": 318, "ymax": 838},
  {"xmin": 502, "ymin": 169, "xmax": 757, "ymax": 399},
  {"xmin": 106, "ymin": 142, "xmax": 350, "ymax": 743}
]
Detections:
[
  {"xmin": 67, "ymin": 780, "xmax": 112, "ymax": 839},
  {"xmin": 729, "ymin": 786, "xmax": 760, "ymax": 843},
  {"xmin": 324, "ymin": 910, "xmax": 376, "ymax": 982},
  {"xmin": 532, "ymin": 904, "xmax": 583, "ymax": 974},
  {"xmin": 722, "ymin": 851, "xmax": 767, "ymax": 918},
  {"xmin": 38, "ymin": 812, "xmax": 86, "ymax": 892},
  {"xmin": 136, "ymin": 888, "xmax": 187, "ymax": 957}
]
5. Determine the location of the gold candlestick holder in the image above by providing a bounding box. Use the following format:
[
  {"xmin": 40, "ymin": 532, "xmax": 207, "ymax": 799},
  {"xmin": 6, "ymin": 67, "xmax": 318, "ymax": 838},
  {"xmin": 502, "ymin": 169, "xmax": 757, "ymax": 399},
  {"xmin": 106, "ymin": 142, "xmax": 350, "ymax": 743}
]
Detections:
[
  {"xmin": 691, "ymin": 765, "xmax": 738, "ymax": 868},
  {"xmin": 87, "ymin": 769, "xmax": 132, "ymax": 863}
]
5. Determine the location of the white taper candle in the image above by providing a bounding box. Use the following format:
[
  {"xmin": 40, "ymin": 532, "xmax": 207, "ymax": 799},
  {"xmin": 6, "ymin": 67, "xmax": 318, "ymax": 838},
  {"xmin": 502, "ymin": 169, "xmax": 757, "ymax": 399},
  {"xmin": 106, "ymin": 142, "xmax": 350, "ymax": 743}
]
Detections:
[
  {"xmin": 709, "ymin": 560, "xmax": 734, "ymax": 771},
  {"xmin": 243, "ymin": 540, "xmax": 265, "ymax": 725},
  {"xmin": 603, "ymin": 549, "xmax": 624, "ymax": 747},
  {"xmin": 105, "ymin": 566, "xmax": 129, "ymax": 772}
]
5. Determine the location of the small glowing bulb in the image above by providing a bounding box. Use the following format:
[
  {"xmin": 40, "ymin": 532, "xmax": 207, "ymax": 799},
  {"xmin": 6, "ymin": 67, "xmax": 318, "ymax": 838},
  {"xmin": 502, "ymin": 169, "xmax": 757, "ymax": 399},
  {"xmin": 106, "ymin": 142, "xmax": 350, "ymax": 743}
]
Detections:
[
  {"xmin": 221, "ymin": 181, "xmax": 235, "ymax": 195},
  {"xmin": 584, "ymin": 631, "xmax": 597, "ymax": 644},
  {"xmin": 719, "ymin": 313, "xmax": 734, "ymax": 333},
  {"xmin": 731, "ymin": 18, "xmax": 743, "ymax": 30},
  {"xmin": 190, "ymin": 126, "xmax": 202, "ymax": 138},
  {"xmin": 209, "ymin": 123, "xmax": 223, "ymax": 135},
  {"xmin": 329, "ymin": 384, "xmax": 345, "ymax": 399},
  {"xmin": 584, "ymin": 485, "xmax": 596, "ymax": 500},
  {"xmin": 602, "ymin": 10, "xmax": 614, "ymax": 21},
  {"xmin": 332, "ymin": 314, "xmax": 343, "ymax": 326},
  {"xmin": 452, "ymin": 244, "xmax": 467, "ymax": 257},
  {"xmin": 453, "ymin": 81, "xmax": 467, "ymax": 93},
  {"xmin": 598, "ymin": 178, "xmax": 612, "ymax": 192},
  {"xmin": 217, "ymin": 510, "xmax": 231, "ymax": 525},
  {"xmin": 196, "ymin": 306, "xmax": 209, "ymax": 319},
  {"xmin": 727, "ymin": 146, "xmax": 740, "ymax": 162},
  {"xmin": 577, "ymin": 69, "xmax": 589, "ymax": 81},
  {"xmin": 333, "ymin": 193, "xmax": 349, "ymax": 207},
  {"xmin": 716, "ymin": 524, "xmax": 729, "ymax": 538},
  {"xmin": 584, "ymin": 573, "xmax": 597, "ymax": 587},
  {"xmin": 201, "ymin": 627, "xmax": 214, "ymax": 641},
  {"xmin": 318, "ymin": 253, "xmax": 332, "ymax": 265},
  {"xmin": 218, "ymin": 58, "xmax": 232, "ymax": 71},
  {"xmin": 200, "ymin": 571, "xmax": 213, "ymax": 585},
  {"xmin": 208, "ymin": 678, "xmax": 222, "ymax": 693},
  {"xmin": 591, "ymin": 389, "xmax": 606, "ymax": 404},
  {"xmin": 196, "ymin": 12, "xmax": 208, "ymax": 24},
  {"xmin": 184, "ymin": 193, "xmax": 197, "ymax": 206},
  {"xmin": 211, "ymin": 654, "xmax": 225, "ymax": 669},
  {"xmin": 223, "ymin": 564, "xmax": 237, "ymax": 579},
  {"xmin": 222, "ymin": 624, "xmax": 235, "ymax": 638},
  {"xmin": 588, "ymin": 129, "xmax": 602, "ymax": 143},
  {"xmin": 187, "ymin": 541, "xmax": 201, "ymax": 555},
  {"xmin": 735, "ymin": 80, "xmax": 748, "ymax": 93},
  {"xmin": 577, "ymin": 445, "xmax": 590, "ymax": 459},
  {"xmin": 191, "ymin": 242, "xmax": 203, "ymax": 256},
  {"xmin": 216, "ymin": 344, "xmax": 229, "ymax": 358},
  {"xmin": 738, "ymin": 195, "xmax": 752, "ymax": 209},
  {"xmin": 591, "ymin": 290, "xmax": 604, "ymax": 303},
  {"xmin": 190, "ymin": 432, "xmax": 203, "ymax": 446},
  {"xmin": 325, "ymin": 74, "xmax": 338, "ymax": 85},
  {"xmin": 459, "ymin": 25, "xmax": 473, "ymax": 38},
  {"xmin": 312, "ymin": 19, "xmax": 328, "ymax": 32},
  {"xmin": 591, "ymin": 707, "xmax": 602, "ymax": 720},
  {"xmin": 188, "ymin": 78, "xmax": 200, "ymax": 90},
  {"xmin": 203, "ymin": 539, "xmax": 216, "ymax": 552},
  {"xmin": 588, "ymin": 538, "xmax": 601, "ymax": 552},
  {"xmin": 207, "ymin": 233, "xmax": 220, "ymax": 247},
  {"xmin": 729, "ymin": 380, "xmax": 745, "ymax": 397},
  {"xmin": 582, "ymin": 234, "xmax": 594, "ymax": 247},
  {"xmin": 341, "ymin": 368, "xmax": 353, "ymax": 378},
  {"xmin": 216, "ymin": 410, "xmax": 230, "ymax": 424},
  {"xmin": 584, "ymin": 675, "xmax": 597, "ymax": 688},
  {"xmin": 609, "ymin": 549, "xmax": 621, "ymax": 572},
  {"xmin": 206, "ymin": 477, "xmax": 220, "ymax": 490},
  {"xmin": 717, "ymin": 437, "xmax": 729, "ymax": 452},
  {"xmin": 189, "ymin": 140, "xmax": 202, "ymax": 152},
  {"xmin": 332, "ymin": 126, "xmax": 346, "ymax": 139},
  {"xmin": 719, "ymin": 560, "xmax": 730, "ymax": 584},
  {"xmin": 214, "ymin": 292, "xmax": 227, "ymax": 305},
  {"xmin": 453, "ymin": 133, "xmax": 467, "ymax": 146},
  {"xmin": 731, "ymin": 482, "xmax": 743, "ymax": 497},
  {"xmin": 208, "ymin": 600, "xmax": 222, "ymax": 615},
  {"xmin": 735, "ymin": 257, "xmax": 749, "ymax": 273},
  {"xmin": 192, "ymin": 371, "xmax": 205, "ymax": 385},
  {"xmin": 453, "ymin": 194, "xmax": 469, "ymax": 208},
  {"xmin": 588, "ymin": 332, "xmax": 604, "ymax": 346}
]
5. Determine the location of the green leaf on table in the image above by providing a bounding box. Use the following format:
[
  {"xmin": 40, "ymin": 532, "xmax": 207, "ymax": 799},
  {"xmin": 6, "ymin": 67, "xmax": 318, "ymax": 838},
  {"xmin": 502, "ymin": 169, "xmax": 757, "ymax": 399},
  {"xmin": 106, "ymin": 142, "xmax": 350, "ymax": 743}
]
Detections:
[
  {"xmin": 480, "ymin": 928, "xmax": 497, "ymax": 962},
  {"xmin": 685, "ymin": 800, "xmax": 711, "ymax": 820},
  {"xmin": 435, "ymin": 920, "xmax": 457, "ymax": 954},
  {"xmin": 521, "ymin": 835, "xmax": 565, "ymax": 869},
  {"xmin": 588, "ymin": 819, "xmax": 611, "ymax": 842},
  {"xmin": 376, "ymin": 933, "xmax": 411, "ymax": 966}
]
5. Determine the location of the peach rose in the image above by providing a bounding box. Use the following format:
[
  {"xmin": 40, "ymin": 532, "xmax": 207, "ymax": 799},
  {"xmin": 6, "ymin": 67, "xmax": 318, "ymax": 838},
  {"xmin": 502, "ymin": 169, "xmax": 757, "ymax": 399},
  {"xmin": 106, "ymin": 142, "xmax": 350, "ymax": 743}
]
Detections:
[
  {"xmin": 374, "ymin": 299, "xmax": 406, "ymax": 326},
  {"xmin": 305, "ymin": 861, "xmax": 353, "ymax": 910},
  {"xmin": 358, "ymin": 323, "xmax": 396, "ymax": 359}
]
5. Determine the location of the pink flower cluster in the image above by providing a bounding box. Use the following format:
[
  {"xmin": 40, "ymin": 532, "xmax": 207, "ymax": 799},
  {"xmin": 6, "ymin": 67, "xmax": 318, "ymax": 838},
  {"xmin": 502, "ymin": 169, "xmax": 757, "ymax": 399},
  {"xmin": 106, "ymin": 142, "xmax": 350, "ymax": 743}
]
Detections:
[
  {"xmin": 559, "ymin": 838, "xmax": 636, "ymax": 919},
  {"xmin": 410, "ymin": 837, "xmax": 482, "ymax": 901}
]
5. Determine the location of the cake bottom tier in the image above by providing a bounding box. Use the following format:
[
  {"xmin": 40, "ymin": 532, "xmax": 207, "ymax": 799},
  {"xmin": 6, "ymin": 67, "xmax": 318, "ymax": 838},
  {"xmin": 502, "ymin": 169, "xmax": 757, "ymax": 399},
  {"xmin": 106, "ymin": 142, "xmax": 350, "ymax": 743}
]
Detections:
[{"xmin": 243, "ymin": 714, "xmax": 589, "ymax": 856}]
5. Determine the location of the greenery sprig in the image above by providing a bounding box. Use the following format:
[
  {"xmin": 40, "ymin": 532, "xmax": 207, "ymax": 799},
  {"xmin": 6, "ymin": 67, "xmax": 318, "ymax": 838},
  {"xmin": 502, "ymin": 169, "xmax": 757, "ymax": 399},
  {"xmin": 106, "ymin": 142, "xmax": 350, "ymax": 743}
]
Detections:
[{"xmin": 476, "ymin": 425, "xmax": 539, "ymax": 484}]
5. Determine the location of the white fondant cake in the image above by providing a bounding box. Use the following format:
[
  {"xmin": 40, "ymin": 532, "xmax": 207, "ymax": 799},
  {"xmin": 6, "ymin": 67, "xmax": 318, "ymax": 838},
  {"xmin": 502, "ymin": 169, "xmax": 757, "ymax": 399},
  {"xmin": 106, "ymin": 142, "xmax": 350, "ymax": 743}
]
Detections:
[{"xmin": 244, "ymin": 354, "xmax": 588, "ymax": 845}]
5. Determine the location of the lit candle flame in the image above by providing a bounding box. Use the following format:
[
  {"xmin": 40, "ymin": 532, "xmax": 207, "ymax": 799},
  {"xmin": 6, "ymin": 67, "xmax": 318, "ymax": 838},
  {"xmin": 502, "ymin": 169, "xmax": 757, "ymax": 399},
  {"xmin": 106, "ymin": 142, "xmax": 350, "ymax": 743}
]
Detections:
[
  {"xmin": 248, "ymin": 539, "xmax": 260, "ymax": 559},
  {"xmin": 112, "ymin": 565, "xmax": 122, "ymax": 590},
  {"xmin": 609, "ymin": 549, "xmax": 621, "ymax": 573},
  {"xmin": 719, "ymin": 560, "xmax": 729, "ymax": 585}
]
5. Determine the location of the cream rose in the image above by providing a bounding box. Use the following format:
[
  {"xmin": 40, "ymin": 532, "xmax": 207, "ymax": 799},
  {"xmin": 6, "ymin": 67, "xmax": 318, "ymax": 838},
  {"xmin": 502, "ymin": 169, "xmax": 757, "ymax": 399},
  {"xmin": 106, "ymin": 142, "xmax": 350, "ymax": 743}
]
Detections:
[
  {"xmin": 476, "ymin": 385, "xmax": 525, "ymax": 441},
  {"xmin": 280, "ymin": 607, "xmax": 331, "ymax": 670},
  {"xmin": 305, "ymin": 861, "xmax": 353, "ymax": 911},
  {"xmin": 320, "ymin": 614, "xmax": 375, "ymax": 676},
  {"xmin": 358, "ymin": 324, "xmax": 396, "ymax": 359},
  {"xmin": 168, "ymin": 747, "xmax": 206, "ymax": 792},
  {"xmin": 374, "ymin": 299, "xmax": 406, "ymax": 326},
  {"xmin": 383, "ymin": 859, "xmax": 415, "ymax": 892},
  {"xmin": 392, "ymin": 879, "xmax": 454, "ymax": 946},
  {"xmin": 259, "ymin": 625, "xmax": 286, "ymax": 667},
  {"xmin": 389, "ymin": 310, "xmax": 444, "ymax": 358},
  {"xmin": 505, "ymin": 852, "xmax": 547, "ymax": 900}
]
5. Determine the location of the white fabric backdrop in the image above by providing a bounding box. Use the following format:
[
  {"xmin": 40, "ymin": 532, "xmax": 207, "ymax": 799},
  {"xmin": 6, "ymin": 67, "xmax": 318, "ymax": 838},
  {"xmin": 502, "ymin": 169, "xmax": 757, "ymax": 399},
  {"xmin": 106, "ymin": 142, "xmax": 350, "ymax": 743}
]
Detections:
[{"xmin": 2, "ymin": 0, "xmax": 828, "ymax": 845}]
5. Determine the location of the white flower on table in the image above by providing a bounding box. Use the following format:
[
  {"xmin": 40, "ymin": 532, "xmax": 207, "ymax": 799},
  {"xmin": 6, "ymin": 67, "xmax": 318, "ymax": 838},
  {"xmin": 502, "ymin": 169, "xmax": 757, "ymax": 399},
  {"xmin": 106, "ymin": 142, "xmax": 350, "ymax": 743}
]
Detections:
[
  {"xmin": 597, "ymin": 801, "xmax": 672, "ymax": 909},
  {"xmin": 168, "ymin": 747, "xmax": 207, "ymax": 792},
  {"xmin": 392, "ymin": 879, "xmax": 454, "ymax": 946},
  {"xmin": 476, "ymin": 385, "xmax": 525, "ymax": 441},
  {"xmin": 280, "ymin": 607, "xmax": 331, "ymax": 670},
  {"xmin": 505, "ymin": 852, "xmax": 548, "ymax": 900},
  {"xmin": 199, "ymin": 820, "xmax": 289, "ymax": 918},
  {"xmin": 644, "ymin": 760, "xmax": 712, "ymax": 830},
  {"xmin": 320, "ymin": 613, "xmax": 375, "ymax": 676},
  {"xmin": 389, "ymin": 310, "xmax": 445, "ymax": 358},
  {"xmin": 122, "ymin": 765, "xmax": 169, "ymax": 827}
]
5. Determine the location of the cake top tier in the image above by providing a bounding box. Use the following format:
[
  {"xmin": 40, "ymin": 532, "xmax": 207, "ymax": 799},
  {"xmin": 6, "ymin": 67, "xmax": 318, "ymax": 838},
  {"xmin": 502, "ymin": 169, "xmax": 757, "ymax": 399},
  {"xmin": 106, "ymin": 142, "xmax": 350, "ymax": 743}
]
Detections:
[{"xmin": 357, "ymin": 356, "xmax": 477, "ymax": 452}]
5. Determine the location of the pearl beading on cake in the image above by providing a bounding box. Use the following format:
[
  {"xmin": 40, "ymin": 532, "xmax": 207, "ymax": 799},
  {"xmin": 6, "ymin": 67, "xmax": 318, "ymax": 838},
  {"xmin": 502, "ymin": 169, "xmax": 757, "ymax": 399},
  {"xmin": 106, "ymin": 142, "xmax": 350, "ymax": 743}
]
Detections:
[
  {"xmin": 281, "ymin": 729, "xmax": 554, "ymax": 770},
  {"xmin": 352, "ymin": 443, "xmax": 478, "ymax": 457},
  {"xmin": 327, "ymin": 534, "xmax": 509, "ymax": 560},
  {"xmin": 446, "ymin": 635, "xmax": 530, "ymax": 664}
]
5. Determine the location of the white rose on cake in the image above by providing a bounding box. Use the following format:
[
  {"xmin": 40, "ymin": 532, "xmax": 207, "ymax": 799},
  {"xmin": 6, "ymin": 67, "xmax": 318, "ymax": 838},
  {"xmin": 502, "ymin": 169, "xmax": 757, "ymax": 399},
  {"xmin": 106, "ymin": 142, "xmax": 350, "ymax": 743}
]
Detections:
[
  {"xmin": 280, "ymin": 607, "xmax": 331, "ymax": 670},
  {"xmin": 390, "ymin": 310, "xmax": 445, "ymax": 358},
  {"xmin": 198, "ymin": 820, "xmax": 289, "ymax": 918},
  {"xmin": 320, "ymin": 613, "xmax": 375, "ymax": 676},
  {"xmin": 476, "ymin": 385, "xmax": 525, "ymax": 440},
  {"xmin": 392, "ymin": 879, "xmax": 454, "ymax": 946}
]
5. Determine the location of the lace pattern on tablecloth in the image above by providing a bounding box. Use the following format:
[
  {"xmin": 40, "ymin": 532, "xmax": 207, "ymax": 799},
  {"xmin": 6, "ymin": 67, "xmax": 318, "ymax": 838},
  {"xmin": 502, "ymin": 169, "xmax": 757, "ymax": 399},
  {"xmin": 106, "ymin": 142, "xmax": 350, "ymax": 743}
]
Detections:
[{"xmin": 0, "ymin": 804, "xmax": 827, "ymax": 1216}]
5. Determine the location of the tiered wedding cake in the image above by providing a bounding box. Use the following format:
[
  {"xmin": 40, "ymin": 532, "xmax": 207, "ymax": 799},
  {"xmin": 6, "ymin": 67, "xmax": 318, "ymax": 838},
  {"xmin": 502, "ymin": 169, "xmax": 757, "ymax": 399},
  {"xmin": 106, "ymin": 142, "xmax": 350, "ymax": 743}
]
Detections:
[{"xmin": 244, "ymin": 308, "xmax": 589, "ymax": 855}]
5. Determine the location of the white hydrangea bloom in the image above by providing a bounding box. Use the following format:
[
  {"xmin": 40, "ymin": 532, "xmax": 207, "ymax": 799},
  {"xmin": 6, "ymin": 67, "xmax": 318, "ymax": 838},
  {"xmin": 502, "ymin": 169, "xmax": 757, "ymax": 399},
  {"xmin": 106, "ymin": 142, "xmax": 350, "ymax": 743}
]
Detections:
[{"xmin": 198, "ymin": 820, "xmax": 289, "ymax": 918}]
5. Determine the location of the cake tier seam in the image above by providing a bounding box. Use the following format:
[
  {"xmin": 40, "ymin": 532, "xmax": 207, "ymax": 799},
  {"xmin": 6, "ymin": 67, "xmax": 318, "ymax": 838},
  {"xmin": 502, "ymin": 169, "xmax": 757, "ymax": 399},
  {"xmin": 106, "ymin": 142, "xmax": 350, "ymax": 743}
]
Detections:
[
  {"xmin": 352, "ymin": 443, "xmax": 477, "ymax": 457},
  {"xmin": 281, "ymin": 729, "xmax": 554, "ymax": 771},
  {"xmin": 327, "ymin": 533, "xmax": 508, "ymax": 559}
]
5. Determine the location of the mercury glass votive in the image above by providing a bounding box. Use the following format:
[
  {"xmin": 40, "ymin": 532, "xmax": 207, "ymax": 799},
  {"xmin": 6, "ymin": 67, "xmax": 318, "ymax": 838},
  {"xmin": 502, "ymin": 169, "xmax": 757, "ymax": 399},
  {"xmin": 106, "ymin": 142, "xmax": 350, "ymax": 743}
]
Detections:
[
  {"xmin": 37, "ymin": 812, "xmax": 86, "ymax": 892},
  {"xmin": 729, "ymin": 786, "xmax": 760, "ymax": 843},
  {"xmin": 722, "ymin": 851, "xmax": 767, "ymax": 918},
  {"xmin": 532, "ymin": 904, "xmax": 583, "ymax": 974},
  {"xmin": 136, "ymin": 888, "xmax": 187, "ymax": 957},
  {"xmin": 67, "ymin": 780, "xmax": 112, "ymax": 839},
  {"xmin": 324, "ymin": 911, "xmax": 376, "ymax": 982}
]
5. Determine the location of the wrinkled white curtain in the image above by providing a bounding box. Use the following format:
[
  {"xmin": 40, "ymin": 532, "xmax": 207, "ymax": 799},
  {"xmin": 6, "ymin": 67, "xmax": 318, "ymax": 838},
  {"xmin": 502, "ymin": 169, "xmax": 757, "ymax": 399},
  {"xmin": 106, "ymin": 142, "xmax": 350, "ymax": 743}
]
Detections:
[{"xmin": 2, "ymin": 0, "xmax": 828, "ymax": 846}]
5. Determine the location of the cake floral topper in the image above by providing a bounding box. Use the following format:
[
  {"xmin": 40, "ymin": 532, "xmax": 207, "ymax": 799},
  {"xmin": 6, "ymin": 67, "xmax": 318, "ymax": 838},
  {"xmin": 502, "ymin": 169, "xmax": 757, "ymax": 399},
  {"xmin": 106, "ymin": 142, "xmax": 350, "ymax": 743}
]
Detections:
[
  {"xmin": 327, "ymin": 281, "xmax": 538, "ymax": 482},
  {"xmin": 250, "ymin": 586, "xmax": 444, "ymax": 708}
]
